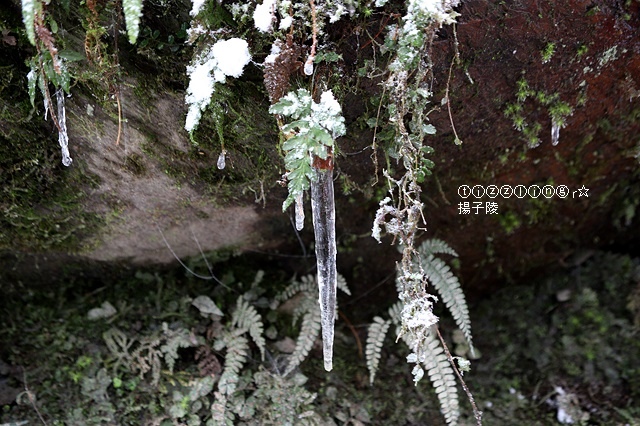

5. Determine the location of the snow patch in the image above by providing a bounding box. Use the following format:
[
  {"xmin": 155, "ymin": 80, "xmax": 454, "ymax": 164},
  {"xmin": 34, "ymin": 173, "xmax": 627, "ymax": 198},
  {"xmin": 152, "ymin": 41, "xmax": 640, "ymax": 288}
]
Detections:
[{"xmin": 253, "ymin": 0, "xmax": 276, "ymax": 32}]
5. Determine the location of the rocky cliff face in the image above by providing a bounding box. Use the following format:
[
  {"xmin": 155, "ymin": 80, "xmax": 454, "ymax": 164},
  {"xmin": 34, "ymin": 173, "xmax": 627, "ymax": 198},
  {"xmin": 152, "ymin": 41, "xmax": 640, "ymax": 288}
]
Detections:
[{"xmin": 1, "ymin": 0, "xmax": 638, "ymax": 295}]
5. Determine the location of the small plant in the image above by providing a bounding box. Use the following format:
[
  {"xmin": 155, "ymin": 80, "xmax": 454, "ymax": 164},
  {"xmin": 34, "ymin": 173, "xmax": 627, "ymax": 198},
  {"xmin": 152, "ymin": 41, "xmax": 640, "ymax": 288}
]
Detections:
[
  {"xmin": 505, "ymin": 77, "xmax": 573, "ymax": 147},
  {"xmin": 541, "ymin": 42, "xmax": 556, "ymax": 63}
]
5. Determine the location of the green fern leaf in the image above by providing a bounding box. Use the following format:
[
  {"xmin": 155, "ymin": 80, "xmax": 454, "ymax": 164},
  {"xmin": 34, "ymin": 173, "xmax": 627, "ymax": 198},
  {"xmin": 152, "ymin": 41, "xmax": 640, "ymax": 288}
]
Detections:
[
  {"xmin": 285, "ymin": 298, "xmax": 321, "ymax": 375},
  {"xmin": 232, "ymin": 297, "xmax": 266, "ymax": 361},
  {"xmin": 419, "ymin": 238, "xmax": 459, "ymax": 257},
  {"xmin": 422, "ymin": 329, "xmax": 460, "ymax": 426},
  {"xmin": 422, "ymin": 253, "xmax": 474, "ymax": 354},
  {"xmin": 218, "ymin": 333, "xmax": 249, "ymax": 395},
  {"xmin": 366, "ymin": 316, "xmax": 391, "ymax": 385},
  {"xmin": 122, "ymin": 0, "xmax": 144, "ymax": 44}
]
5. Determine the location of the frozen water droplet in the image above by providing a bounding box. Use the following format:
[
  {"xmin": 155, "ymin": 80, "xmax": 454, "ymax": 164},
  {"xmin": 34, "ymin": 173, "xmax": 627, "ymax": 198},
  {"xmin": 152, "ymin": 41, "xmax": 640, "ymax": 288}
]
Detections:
[
  {"xmin": 304, "ymin": 55, "xmax": 314, "ymax": 76},
  {"xmin": 295, "ymin": 192, "xmax": 304, "ymax": 231},
  {"xmin": 551, "ymin": 120, "xmax": 560, "ymax": 146},
  {"xmin": 217, "ymin": 149, "xmax": 226, "ymax": 169}
]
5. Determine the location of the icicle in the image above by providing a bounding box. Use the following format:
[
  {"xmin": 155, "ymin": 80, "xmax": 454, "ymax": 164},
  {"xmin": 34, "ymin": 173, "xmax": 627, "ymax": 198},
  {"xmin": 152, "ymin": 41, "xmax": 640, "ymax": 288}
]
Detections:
[
  {"xmin": 295, "ymin": 192, "xmax": 304, "ymax": 231},
  {"xmin": 310, "ymin": 164, "xmax": 337, "ymax": 371},
  {"xmin": 303, "ymin": 54, "xmax": 315, "ymax": 76},
  {"xmin": 551, "ymin": 119, "xmax": 560, "ymax": 146},
  {"xmin": 217, "ymin": 149, "xmax": 226, "ymax": 169},
  {"xmin": 56, "ymin": 89, "xmax": 72, "ymax": 167}
]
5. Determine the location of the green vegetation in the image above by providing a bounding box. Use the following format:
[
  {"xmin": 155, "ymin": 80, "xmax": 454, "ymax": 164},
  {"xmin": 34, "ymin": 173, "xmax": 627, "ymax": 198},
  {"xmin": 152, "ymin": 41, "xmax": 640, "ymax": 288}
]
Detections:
[{"xmin": 1, "ymin": 251, "xmax": 638, "ymax": 425}]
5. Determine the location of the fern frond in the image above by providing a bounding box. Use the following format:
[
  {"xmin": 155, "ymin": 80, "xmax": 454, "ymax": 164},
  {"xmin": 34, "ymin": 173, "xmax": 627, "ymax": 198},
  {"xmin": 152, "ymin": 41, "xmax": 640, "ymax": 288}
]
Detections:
[
  {"xmin": 422, "ymin": 328, "xmax": 460, "ymax": 426},
  {"xmin": 160, "ymin": 322, "xmax": 197, "ymax": 372},
  {"xmin": 218, "ymin": 333, "xmax": 249, "ymax": 395},
  {"xmin": 366, "ymin": 316, "xmax": 391, "ymax": 385},
  {"xmin": 103, "ymin": 328, "xmax": 133, "ymax": 372},
  {"xmin": 337, "ymin": 273, "xmax": 351, "ymax": 296},
  {"xmin": 422, "ymin": 254, "xmax": 474, "ymax": 354},
  {"xmin": 122, "ymin": 0, "xmax": 143, "ymax": 44},
  {"xmin": 210, "ymin": 391, "xmax": 234, "ymax": 425},
  {"xmin": 285, "ymin": 300, "xmax": 321, "ymax": 375},
  {"xmin": 419, "ymin": 238, "xmax": 459, "ymax": 257},
  {"xmin": 232, "ymin": 297, "xmax": 266, "ymax": 361},
  {"xmin": 274, "ymin": 275, "xmax": 316, "ymax": 305}
]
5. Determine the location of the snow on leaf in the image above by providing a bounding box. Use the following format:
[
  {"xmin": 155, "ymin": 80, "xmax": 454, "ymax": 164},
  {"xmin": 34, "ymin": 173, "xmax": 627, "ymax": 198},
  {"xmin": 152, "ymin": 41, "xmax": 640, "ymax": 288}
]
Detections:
[
  {"xmin": 184, "ymin": 38, "xmax": 251, "ymax": 133},
  {"xmin": 21, "ymin": 0, "xmax": 37, "ymax": 46},
  {"xmin": 123, "ymin": 0, "xmax": 144, "ymax": 44}
]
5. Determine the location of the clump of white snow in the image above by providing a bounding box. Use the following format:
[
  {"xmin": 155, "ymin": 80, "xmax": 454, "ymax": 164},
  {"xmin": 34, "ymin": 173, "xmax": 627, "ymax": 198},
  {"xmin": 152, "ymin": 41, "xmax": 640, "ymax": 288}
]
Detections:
[
  {"xmin": 253, "ymin": 0, "xmax": 276, "ymax": 32},
  {"xmin": 190, "ymin": 0, "xmax": 206, "ymax": 17},
  {"xmin": 185, "ymin": 38, "xmax": 251, "ymax": 133}
]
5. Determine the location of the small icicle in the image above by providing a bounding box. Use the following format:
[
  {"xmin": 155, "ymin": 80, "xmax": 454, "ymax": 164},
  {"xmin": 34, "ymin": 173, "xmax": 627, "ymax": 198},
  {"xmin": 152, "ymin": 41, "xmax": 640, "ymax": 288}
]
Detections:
[
  {"xmin": 310, "ymin": 165, "xmax": 337, "ymax": 371},
  {"xmin": 217, "ymin": 149, "xmax": 226, "ymax": 169},
  {"xmin": 56, "ymin": 89, "xmax": 72, "ymax": 167},
  {"xmin": 295, "ymin": 192, "xmax": 304, "ymax": 231},
  {"xmin": 303, "ymin": 55, "xmax": 315, "ymax": 76},
  {"xmin": 551, "ymin": 119, "xmax": 560, "ymax": 146}
]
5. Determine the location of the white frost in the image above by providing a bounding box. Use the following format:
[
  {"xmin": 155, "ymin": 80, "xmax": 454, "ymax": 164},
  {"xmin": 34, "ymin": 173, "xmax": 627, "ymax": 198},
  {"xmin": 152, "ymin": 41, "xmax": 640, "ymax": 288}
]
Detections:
[
  {"xmin": 279, "ymin": 15, "xmax": 293, "ymax": 30},
  {"xmin": 551, "ymin": 120, "xmax": 560, "ymax": 146},
  {"xmin": 264, "ymin": 41, "xmax": 282, "ymax": 64},
  {"xmin": 253, "ymin": 0, "xmax": 276, "ymax": 33}
]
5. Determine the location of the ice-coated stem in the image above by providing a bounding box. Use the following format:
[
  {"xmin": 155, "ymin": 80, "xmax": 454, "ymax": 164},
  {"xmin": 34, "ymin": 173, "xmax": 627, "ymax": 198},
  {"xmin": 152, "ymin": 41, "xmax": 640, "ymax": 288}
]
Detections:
[{"xmin": 310, "ymin": 162, "xmax": 337, "ymax": 371}]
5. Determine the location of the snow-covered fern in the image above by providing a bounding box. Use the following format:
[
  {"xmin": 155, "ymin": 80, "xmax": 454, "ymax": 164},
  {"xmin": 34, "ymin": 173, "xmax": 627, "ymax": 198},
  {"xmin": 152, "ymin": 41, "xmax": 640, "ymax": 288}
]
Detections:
[
  {"xmin": 365, "ymin": 239, "xmax": 474, "ymax": 425},
  {"xmin": 366, "ymin": 316, "xmax": 391, "ymax": 385}
]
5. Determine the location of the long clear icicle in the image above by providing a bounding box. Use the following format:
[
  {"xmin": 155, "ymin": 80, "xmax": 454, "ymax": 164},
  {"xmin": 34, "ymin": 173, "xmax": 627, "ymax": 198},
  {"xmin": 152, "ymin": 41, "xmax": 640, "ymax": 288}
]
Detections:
[
  {"xmin": 56, "ymin": 89, "xmax": 72, "ymax": 167},
  {"xmin": 310, "ymin": 166, "xmax": 337, "ymax": 371}
]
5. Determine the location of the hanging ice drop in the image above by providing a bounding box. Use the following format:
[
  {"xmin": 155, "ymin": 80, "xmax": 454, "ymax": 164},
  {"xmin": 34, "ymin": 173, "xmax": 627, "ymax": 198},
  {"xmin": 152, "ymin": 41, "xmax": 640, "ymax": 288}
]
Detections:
[{"xmin": 217, "ymin": 149, "xmax": 226, "ymax": 169}]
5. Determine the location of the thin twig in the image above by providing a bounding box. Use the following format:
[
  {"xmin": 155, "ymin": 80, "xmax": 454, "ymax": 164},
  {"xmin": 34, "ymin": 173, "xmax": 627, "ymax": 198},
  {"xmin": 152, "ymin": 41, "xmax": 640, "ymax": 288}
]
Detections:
[
  {"xmin": 339, "ymin": 311, "xmax": 363, "ymax": 358},
  {"xmin": 115, "ymin": 92, "xmax": 123, "ymax": 146},
  {"xmin": 435, "ymin": 327, "xmax": 482, "ymax": 425}
]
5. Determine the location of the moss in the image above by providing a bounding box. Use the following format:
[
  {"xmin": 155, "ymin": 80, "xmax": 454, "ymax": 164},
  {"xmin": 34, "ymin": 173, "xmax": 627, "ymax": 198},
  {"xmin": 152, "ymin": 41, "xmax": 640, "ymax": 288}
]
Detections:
[{"xmin": 0, "ymin": 44, "xmax": 104, "ymax": 252}]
